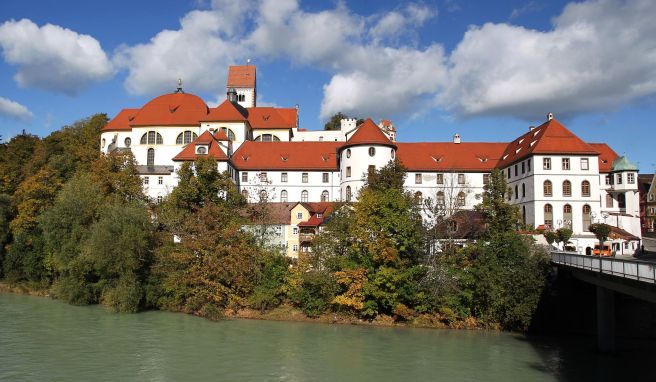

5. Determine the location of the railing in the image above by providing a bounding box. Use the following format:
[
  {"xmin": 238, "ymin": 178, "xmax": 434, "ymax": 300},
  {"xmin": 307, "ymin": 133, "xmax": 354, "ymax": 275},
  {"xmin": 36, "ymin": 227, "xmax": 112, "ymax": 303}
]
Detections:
[
  {"xmin": 299, "ymin": 233, "xmax": 314, "ymax": 242},
  {"xmin": 551, "ymin": 251, "xmax": 656, "ymax": 284}
]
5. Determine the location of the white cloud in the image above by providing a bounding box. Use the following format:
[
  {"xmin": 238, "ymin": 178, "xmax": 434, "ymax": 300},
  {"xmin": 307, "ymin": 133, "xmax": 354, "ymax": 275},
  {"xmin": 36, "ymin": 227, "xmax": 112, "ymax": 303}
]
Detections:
[
  {"xmin": 369, "ymin": 3, "xmax": 436, "ymax": 45},
  {"xmin": 439, "ymin": 0, "xmax": 656, "ymax": 119},
  {"xmin": 0, "ymin": 19, "xmax": 113, "ymax": 95},
  {"xmin": 0, "ymin": 97, "xmax": 33, "ymax": 121}
]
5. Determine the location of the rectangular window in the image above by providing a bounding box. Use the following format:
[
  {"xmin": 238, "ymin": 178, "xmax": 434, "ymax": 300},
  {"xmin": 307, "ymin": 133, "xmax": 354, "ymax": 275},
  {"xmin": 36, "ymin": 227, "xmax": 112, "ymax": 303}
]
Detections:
[
  {"xmin": 543, "ymin": 158, "xmax": 551, "ymax": 170},
  {"xmin": 292, "ymin": 244, "xmax": 299, "ymax": 251},
  {"xmin": 458, "ymin": 174, "xmax": 465, "ymax": 185},
  {"xmin": 605, "ymin": 175, "xmax": 611, "ymax": 185},
  {"xmin": 143, "ymin": 176, "xmax": 149, "ymax": 185},
  {"xmin": 293, "ymin": 227, "xmax": 298, "ymax": 235},
  {"xmin": 158, "ymin": 176, "xmax": 163, "ymax": 185},
  {"xmin": 346, "ymin": 167, "xmax": 351, "ymax": 178},
  {"xmin": 281, "ymin": 172, "xmax": 288, "ymax": 183},
  {"xmin": 581, "ymin": 158, "xmax": 589, "ymax": 170},
  {"xmin": 521, "ymin": 162, "xmax": 525, "ymax": 174},
  {"xmin": 241, "ymin": 172, "xmax": 248, "ymax": 182},
  {"xmin": 483, "ymin": 174, "xmax": 490, "ymax": 185},
  {"xmin": 260, "ymin": 172, "xmax": 267, "ymax": 182},
  {"xmin": 322, "ymin": 173, "xmax": 329, "ymax": 183},
  {"xmin": 527, "ymin": 159, "xmax": 531, "ymax": 172},
  {"xmin": 606, "ymin": 194, "xmax": 614, "ymax": 208},
  {"xmin": 297, "ymin": 212, "xmax": 303, "ymax": 219},
  {"xmin": 514, "ymin": 164, "xmax": 518, "ymax": 177},
  {"xmin": 617, "ymin": 173, "xmax": 623, "ymax": 184},
  {"xmin": 507, "ymin": 168, "xmax": 511, "ymax": 178},
  {"xmin": 562, "ymin": 158, "xmax": 570, "ymax": 170},
  {"xmin": 436, "ymin": 174, "xmax": 444, "ymax": 184},
  {"xmin": 157, "ymin": 195, "xmax": 162, "ymax": 203},
  {"xmin": 302, "ymin": 173, "xmax": 309, "ymax": 183},
  {"xmin": 415, "ymin": 174, "xmax": 422, "ymax": 184},
  {"xmin": 628, "ymin": 173, "xmax": 635, "ymax": 184}
]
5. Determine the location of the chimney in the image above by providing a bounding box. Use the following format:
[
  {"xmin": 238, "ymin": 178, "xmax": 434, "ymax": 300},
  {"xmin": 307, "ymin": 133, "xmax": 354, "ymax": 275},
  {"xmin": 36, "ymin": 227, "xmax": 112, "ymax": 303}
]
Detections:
[
  {"xmin": 453, "ymin": 133, "xmax": 461, "ymax": 144},
  {"xmin": 547, "ymin": 112, "xmax": 554, "ymax": 121}
]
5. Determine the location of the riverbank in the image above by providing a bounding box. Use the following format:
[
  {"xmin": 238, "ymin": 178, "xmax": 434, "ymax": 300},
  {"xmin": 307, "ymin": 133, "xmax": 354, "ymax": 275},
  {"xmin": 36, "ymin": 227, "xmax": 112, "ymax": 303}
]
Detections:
[{"xmin": 0, "ymin": 280, "xmax": 486, "ymax": 331}]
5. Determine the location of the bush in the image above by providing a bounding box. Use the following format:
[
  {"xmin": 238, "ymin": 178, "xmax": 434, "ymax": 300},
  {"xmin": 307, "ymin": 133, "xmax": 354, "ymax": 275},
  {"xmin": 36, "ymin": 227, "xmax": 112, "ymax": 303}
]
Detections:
[{"xmin": 289, "ymin": 271, "xmax": 336, "ymax": 317}]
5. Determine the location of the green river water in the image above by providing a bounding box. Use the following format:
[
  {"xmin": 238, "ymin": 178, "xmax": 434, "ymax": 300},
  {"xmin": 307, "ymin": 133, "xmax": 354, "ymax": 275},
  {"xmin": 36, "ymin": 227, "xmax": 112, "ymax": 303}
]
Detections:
[{"xmin": 1, "ymin": 292, "xmax": 654, "ymax": 381}]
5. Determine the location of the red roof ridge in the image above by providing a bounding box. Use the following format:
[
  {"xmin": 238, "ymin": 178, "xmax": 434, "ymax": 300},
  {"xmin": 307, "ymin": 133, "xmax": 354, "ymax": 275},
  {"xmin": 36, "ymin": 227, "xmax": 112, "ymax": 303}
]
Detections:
[
  {"xmin": 102, "ymin": 108, "xmax": 140, "ymax": 131},
  {"xmin": 202, "ymin": 100, "xmax": 248, "ymax": 122},
  {"xmin": 130, "ymin": 93, "xmax": 209, "ymax": 127},
  {"xmin": 227, "ymin": 65, "xmax": 256, "ymax": 88},
  {"xmin": 172, "ymin": 130, "xmax": 228, "ymax": 161}
]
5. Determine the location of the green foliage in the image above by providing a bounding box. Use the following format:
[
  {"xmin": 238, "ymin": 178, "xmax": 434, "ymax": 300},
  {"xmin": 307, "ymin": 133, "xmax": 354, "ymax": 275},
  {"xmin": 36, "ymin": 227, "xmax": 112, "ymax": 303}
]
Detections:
[
  {"xmin": 543, "ymin": 231, "xmax": 558, "ymax": 245},
  {"xmin": 556, "ymin": 228, "xmax": 573, "ymax": 248},
  {"xmin": 0, "ymin": 194, "xmax": 12, "ymax": 277},
  {"xmin": 3, "ymin": 231, "xmax": 47, "ymax": 282},
  {"xmin": 249, "ymin": 253, "xmax": 291, "ymax": 312},
  {"xmin": 476, "ymin": 169, "xmax": 521, "ymax": 236},
  {"xmin": 288, "ymin": 270, "xmax": 337, "ymax": 317},
  {"xmin": 0, "ymin": 133, "xmax": 42, "ymax": 195},
  {"xmin": 589, "ymin": 223, "xmax": 611, "ymax": 246}
]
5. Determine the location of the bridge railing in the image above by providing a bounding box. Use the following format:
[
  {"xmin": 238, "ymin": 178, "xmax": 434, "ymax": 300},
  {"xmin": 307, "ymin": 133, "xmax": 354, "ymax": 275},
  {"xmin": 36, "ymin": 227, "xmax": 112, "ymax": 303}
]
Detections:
[{"xmin": 551, "ymin": 251, "xmax": 656, "ymax": 284}]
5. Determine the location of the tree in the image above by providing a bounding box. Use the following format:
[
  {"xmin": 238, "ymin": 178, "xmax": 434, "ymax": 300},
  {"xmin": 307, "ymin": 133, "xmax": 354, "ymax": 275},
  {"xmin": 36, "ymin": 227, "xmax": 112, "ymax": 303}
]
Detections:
[
  {"xmin": 476, "ymin": 169, "xmax": 521, "ymax": 236},
  {"xmin": 589, "ymin": 223, "xmax": 611, "ymax": 248},
  {"xmin": 556, "ymin": 228, "xmax": 573, "ymax": 250},
  {"xmin": 10, "ymin": 167, "xmax": 62, "ymax": 235},
  {"xmin": 0, "ymin": 194, "xmax": 12, "ymax": 277},
  {"xmin": 323, "ymin": 112, "xmax": 364, "ymax": 131},
  {"xmin": 0, "ymin": 133, "xmax": 42, "ymax": 195}
]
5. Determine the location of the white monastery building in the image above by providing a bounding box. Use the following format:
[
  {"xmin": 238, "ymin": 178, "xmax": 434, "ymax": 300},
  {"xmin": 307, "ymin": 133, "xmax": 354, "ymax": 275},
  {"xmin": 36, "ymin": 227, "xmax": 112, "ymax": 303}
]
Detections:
[{"xmin": 100, "ymin": 65, "xmax": 642, "ymax": 255}]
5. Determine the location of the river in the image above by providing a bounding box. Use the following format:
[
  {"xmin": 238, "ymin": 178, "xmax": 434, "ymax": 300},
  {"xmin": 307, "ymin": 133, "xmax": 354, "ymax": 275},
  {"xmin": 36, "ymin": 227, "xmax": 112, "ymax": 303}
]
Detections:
[{"xmin": 1, "ymin": 293, "xmax": 654, "ymax": 381}]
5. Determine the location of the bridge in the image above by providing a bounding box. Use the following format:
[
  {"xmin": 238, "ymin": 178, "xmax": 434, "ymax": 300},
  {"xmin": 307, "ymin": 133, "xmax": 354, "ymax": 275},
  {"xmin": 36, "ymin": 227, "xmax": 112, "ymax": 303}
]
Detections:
[{"xmin": 551, "ymin": 251, "xmax": 656, "ymax": 352}]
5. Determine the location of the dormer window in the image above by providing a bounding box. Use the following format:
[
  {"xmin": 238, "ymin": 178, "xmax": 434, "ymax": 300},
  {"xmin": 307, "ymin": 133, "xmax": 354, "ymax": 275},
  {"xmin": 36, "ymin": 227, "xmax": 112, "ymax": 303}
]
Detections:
[{"xmin": 196, "ymin": 145, "xmax": 208, "ymax": 155}]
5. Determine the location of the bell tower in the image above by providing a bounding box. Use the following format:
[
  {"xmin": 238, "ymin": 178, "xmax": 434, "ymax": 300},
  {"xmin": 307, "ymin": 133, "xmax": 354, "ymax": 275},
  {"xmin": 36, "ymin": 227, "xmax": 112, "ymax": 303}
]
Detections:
[{"xmin": 226, "ymin": 62, "xmax": 256, "ymax": 108}]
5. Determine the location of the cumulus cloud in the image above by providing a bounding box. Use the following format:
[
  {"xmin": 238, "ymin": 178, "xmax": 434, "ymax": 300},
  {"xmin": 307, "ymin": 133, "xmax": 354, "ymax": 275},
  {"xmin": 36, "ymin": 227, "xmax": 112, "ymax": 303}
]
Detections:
[
  {"xmin": 369, "ymin": 3, "xmax": 436, "ymax": 45},
  {"xmin": 439, "ymin": 0, "xmax": 656, "ymax": 119},
  {"xmin": 113, "ymin": 1, "xmax": 254, "ymax": 96},
  {"xmin": 0, "ymin": 97, "xmax": 33, "ymax": 121},
  {"xmin": 0, "ymin": 19, "xmax": 113, "ymax": 95}
]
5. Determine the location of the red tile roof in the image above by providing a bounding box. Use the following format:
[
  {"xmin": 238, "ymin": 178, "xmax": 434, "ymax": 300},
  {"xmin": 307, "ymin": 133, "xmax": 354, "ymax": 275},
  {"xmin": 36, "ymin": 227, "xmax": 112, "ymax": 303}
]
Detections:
[
  {"xmin": 102, "ymin": 108, "xmax": 139, "ymax": 131},
  {"xmin": 343, "ymin": 119, "xmax": 395, "ymax": 148},
  {"xmin": 202, "ymin": 100, "xmax": 248, "ymax": 122},
  {"xmin": 214, "ymin": 130, "xmax": 230, "ymax": 141},
  {"xmin": 232, "ymin": 141, "xmax": 341, "ymax": 170},
  {"xmin": 247, "ymin": 107, "xmax": 297, "ymax": 129},
  {"xmin": 589, "ymin": 143, "xmax": 619, "ymax": 173},
  {"xmin": 129, "ymin": 93, "xmax": 209, "ymax": 126},
  {"xmin": 172, "ymin": 130, "xmax": 228, "ymax": 161},
  {"xmin": 498, "ymin": 119, "xmax": 598, "ymax": 168},
  {"xmin": 227, "ymin": 65, "xmax": 256, "ymax": 88},
  {"xmin": 396, "ymin": 142, "xmax": 507, "ymax": 172},
  {"xmin": 297, "ymin": 202, "xmax": 334, "ymax": 227}
]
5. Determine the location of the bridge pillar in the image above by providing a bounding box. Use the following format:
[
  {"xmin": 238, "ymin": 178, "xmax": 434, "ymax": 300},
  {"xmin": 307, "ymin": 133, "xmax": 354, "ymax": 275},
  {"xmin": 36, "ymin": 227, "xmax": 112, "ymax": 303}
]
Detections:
[{"xmin": 596, "ymin": 285, "xmax": 615, "ymax": 353}]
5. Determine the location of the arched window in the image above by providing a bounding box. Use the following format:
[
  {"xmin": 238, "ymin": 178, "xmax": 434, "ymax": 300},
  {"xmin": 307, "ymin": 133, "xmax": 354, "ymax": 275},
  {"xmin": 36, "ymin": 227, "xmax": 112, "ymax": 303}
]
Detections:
[
  {"xmin": 415, "ymin": 191, "xmax": 423, "ymax": 203},
  {"xmin": 259, "ymin": 189, "xmax": 268, "ymax": 202},
  {"xmin": 280, "ymin": 190, "xmax": 288, "ymax": 203},
  {"xmin": 457, "ymin": 192, "xmax": 466, "ymax": 207},
  {"xmin": 436, "ymin": 191, "xmax": 445, "ymax": 206},
  {"xmin": 522, "ymin": 183, "xmax": 526, "ymax": 198},
  {"xmin": 220, "ymin": 127, "xmax": 236, "ymax": 141},
  {"xmin": 147, "ymin": 148, "xmax": 155, "ymax": 167},
  {"xmin": 176, "ymin": 131, "xmax": 198, "ymax": 145},
  {"xmin": 101, "ymin": 138, "xmax": 106, "ymax": 147},
  {"xmin": 522, "ymin": 205, "xmax": 526, "ymax": 224},
  {"xmin": 141, "ymin": 131, "xmax": 163, "ymax": 145},
  {"xmin": 563, "ymin": 180, "xmax": 572, "ymax": 197},
  {"xmin": 124, "ymin": 137, "xmax": 131, "ymax": 147},
  {"xmin": 544, "ymin": 204, "xmax": 553, "ymax": 228},
  {"xmin": 563, "ymin": 204, "xmax": 572, "ymax": 229},
  {"xmin": 241, "ymin": 189, "xmax": 249, "ymax": 200},
  {"xmin": 321, "ymin": 190, "xmax": 329, "ymax": 202},
  {"xmin": 301, "ymin": 190, "xmax": 309, "ymax": 202},
  {"xmin": 196, "ymin": 146, "xmax": 207, "ymax": 155},
  {"xmin": 606, "ymin": 193, "xmax": 614, "ymax": 208},
  {"xmin": 514, "ymin": 185, "xmax": 518, "ymax": 199},
  {"xmin": 544, "ymin": 180, "xmax": 552, "ymax": 197},
  {"xmin": 369, "ymin": 147, "xmax": 376, "ymax": 157},
  {"xmin": 391, "ymin": 149, "xmax": 395, "ymax": 159},
  {"xmin": 346, "ymin": 149, "xmax": 351, "ymax": 158},
  {"xmin": 346, "ymin": 186, "xmax": 352, "ymax": 202},
  {"xmin": 583, "ymin": 205, "xmax": 592, "ymax": 231},
  {"xmin": 581, "ymin": 180, "xmax": 590, "ymax": 197}
]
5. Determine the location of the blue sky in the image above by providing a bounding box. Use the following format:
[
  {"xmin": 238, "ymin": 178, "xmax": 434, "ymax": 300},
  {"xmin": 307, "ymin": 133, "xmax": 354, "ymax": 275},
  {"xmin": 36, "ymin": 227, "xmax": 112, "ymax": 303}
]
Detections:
[{"xmin": 0, "ymin": 0, "xmax": 654, "ymax": 172}]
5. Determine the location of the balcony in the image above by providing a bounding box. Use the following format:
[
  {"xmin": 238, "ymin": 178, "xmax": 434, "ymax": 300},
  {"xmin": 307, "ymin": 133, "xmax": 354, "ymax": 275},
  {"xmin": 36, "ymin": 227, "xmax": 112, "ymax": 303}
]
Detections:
[{"xmin": 299, "ymin": 233, "xmax": 315, "ymax": 243}]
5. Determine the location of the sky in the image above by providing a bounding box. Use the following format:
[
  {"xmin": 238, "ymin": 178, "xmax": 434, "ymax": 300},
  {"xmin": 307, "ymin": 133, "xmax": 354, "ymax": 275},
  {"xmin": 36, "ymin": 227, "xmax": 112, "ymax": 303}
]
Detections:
[{"xmin": 0, "ymin": 0, "xmax": 654, "ymax": 172}]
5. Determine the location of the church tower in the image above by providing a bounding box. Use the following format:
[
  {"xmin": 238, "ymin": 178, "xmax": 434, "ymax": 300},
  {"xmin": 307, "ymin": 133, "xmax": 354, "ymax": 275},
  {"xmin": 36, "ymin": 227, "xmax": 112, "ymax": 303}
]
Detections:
[{"xmin": 226, "ymin": 64, "xmax": 256, "ymax": 108}]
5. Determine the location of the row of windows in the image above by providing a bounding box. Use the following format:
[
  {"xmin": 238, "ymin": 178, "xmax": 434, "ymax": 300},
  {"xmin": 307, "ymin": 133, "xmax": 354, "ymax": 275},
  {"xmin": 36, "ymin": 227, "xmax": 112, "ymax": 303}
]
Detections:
[
  {"xmin": 507, "ymin": 159, "xmax": 532, "ymax": 179},
  {"xmin": 414, "ymin": 191, "xmax": 467, "ymax": 207},
  {"xmin": 605, "ymin": 173, "xmax": 635, "ymax": 185},
  {"xmin": 344, "ymin": 147, "xmax": 396, "ymax": 159},
  {"xmin": 543, "ymin": 180, "xmax": 591, "ymax": 197},
  {"xmin": 138, "ymin": 128, "xmax": 236, "ymax": 146},
  {"xmin": 542, "ymin": 157, "xmax": 589, "ymax": 171},
  {"xmin": 241, "ymin": 172, "xmax": 330, "ymax": 183},
  {"xmin": 242, "ymin": 189, "xmax": 330, "ymax": 203},
  {"xmin": 254, "ymin": 134, "xmax": 281, "ymax": 142},
  {"xmin": 543, "ymin": 203, "xmax": 592, "ymax": 231},
  {"xmin": 143, "ymin": 176, "xmax": 164, "ymax": 185}
]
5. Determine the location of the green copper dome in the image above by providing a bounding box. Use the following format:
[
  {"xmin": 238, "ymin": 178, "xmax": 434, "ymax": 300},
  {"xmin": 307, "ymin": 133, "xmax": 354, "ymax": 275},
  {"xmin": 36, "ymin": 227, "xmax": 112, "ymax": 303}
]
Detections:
[{"xmin": 611, "ymin": 155, "xmax": 638, "ymax": 172}]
